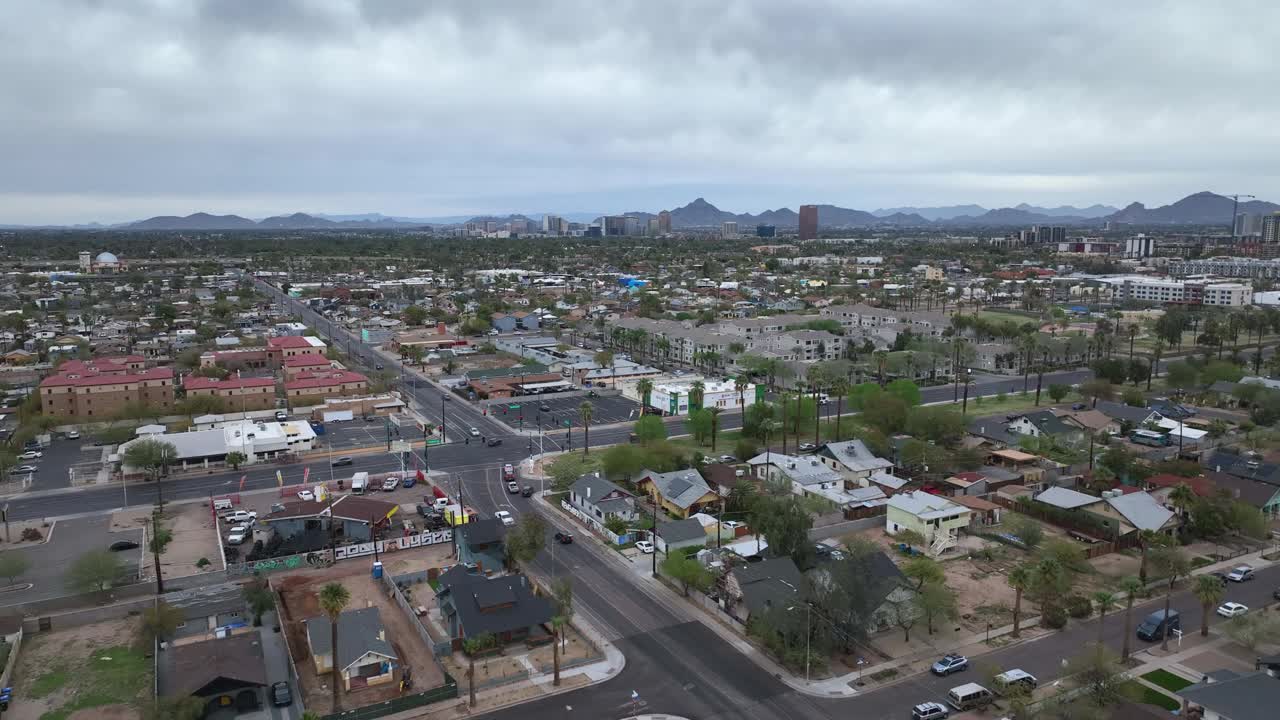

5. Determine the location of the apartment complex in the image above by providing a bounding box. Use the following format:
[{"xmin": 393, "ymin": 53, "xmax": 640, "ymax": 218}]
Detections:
[
  {"xmin": 1100, "ymin": 276, "xmax": 1252, "ymax": 307},
  {"xmin": 610, "ymin": 316, "xmax": 841, "ymax": 367},
  {"xmin": 1168, "ymin": 256, "xmax": 1280, "ymax": 279},
  {"xmin": 267, "ymin": 334, "xmax": 327, "ymax": 362},
  {"xmin": 40, "ymin": 356, "xmax": 175, "ymax": 418},
  {"xmin": 182, "ymin": 375, "xmax": 278, "ymax": 412},
  {"xmin": 282, "ymin": 354, "xmax": 335, "ymax": 379},
  {"xmin": 283, "ymin": 370, "xmax": 370, "ymax": 401},
  {"xmin": 819, "ymin": 304, "xmax": 951, "ymax": 338}
]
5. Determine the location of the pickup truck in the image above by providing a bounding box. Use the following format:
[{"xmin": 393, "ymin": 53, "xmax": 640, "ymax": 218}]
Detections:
[
  {"xmin": 221, "ymin": 510, "xmax": 258, "ymax": 525},
  {"xmin": 381, "ymin": 477, "xmax": 400, "ymax": 492}
]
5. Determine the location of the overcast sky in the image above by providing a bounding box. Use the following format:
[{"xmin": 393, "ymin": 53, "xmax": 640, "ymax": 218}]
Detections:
[{"xmin": 2, "ymin": 0, "xmax": 1277, "ymax": 224}]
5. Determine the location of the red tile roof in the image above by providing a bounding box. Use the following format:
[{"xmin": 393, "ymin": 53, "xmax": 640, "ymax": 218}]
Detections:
[
  {"xmin": 57, "ymin": 356, "xmax": 145, "ymax": 374},
  {"xmin": 284, "ymin": 371, "xmax": 368, "ymax": 391},
  {"xmin": 268, "ymin": 335, "xmax": 320, "ymax": 349},
  {"xmin": 284, "ymin": 354, "xmax": 332, "ymax": 367},
  {"xmin": 41, "ymin": 366, "xmax": 172, "ymax": 388},
  {"xmin": 183, "ymin": 376, "xmax": 277, "ymax": 391},
  {"xmin": 1144, "ymin": 473, "xmax": 1216, "ymax": 497}
]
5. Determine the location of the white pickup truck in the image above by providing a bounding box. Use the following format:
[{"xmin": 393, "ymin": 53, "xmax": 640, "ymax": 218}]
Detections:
[{"xmin": 221, "ymin": 510, "xmax": 258, "ymax": 525}]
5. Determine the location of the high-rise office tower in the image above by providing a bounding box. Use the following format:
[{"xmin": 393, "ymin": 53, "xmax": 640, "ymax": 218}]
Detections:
[
  {"xmin": 799, "ymin": 205, "xmax": 818, "ymax": 240},
  {"xmin": 722, "ymin": 221, "xmax": 738, "ymax": 238},
  {"xmin": 658, "ymin": 210, "xmax": 672, "ymax": 234}
]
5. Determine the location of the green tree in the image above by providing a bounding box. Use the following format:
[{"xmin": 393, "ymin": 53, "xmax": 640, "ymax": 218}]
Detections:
[
  {"xmin": 1191, "ymin": 574, "xmax": 1225, "ymax": 637},
  {"xmin": 601, "ymin": 444, "xmax": 647, "ymax": 484},
  {"xmin": 546, "ymin": 453, "xmax": 600, "ymax": 492},
  {"xmin": 243, "ymin": 575, "xmax": 276, "ymax": 626},
  {"xmin": 504, "ymin": 514, "xmax": 547, "ymax": 569},
  {"xmin": 1065, "ymin": 643, "xmax": 1136, "ymax": 712},
  {"xmin": 916, "ymin": 581, "xmax": 958, "ymax": 635},
  {"xmin": 1080, "ymin": 379, "xmax": 1116, "ymax": 408},
  {"xmin": 1091, "ymin": 590, "xmax": 1116, "ymax": 644},
  {"xmin": 684, "ymin": 408, "xmax": 713, "ymax": 445},
  {"xmin": 123, "ymin": 438, "xmax": 178, "ymax": 483},
  {"xmin": 750, "ymin": 493, "xmax": 814, "ymax": 568},
  {"xmin": 901, "ymin": 556, "xmax": 945, "ymax": 593},
  {"xmin": 633, "ymin": 414, "xmax": 667, "ymax": 444},
  {"xmin": 1165, "ymin": 360, "xmax": 1199, "ymax": 393},
  {"xmin": 1118, "ymin": 575, "xmax": 1144, "ymax": 662},
  {"xmin": 1005, "ymin": 516, "xmax": 1043, "ymax": 548},
  {"xmin": 1150, "ymin": 547, "xmax": 1190, "ymax": 652},
  {"xmin": 463, "ymin": 632, "xmax": 497, "ymax": 706},
  {"xmin": 0, "ymin": 552, "xmax": 30, "ymax": 585},
  {"xmin": 551, "ymin": 577, "xmax": 574, "ymax": 652},
  {"xmin": 140, "ymin": 601, "xmax": 184, "ymax": 645},
  {"xmin": 319, "ymin": 582, "xmax": 352, "ymax": 710},
  {"xmin": 225, "ymin": 451, "xmax": 247, "ymax": 471},
  {"xmin": 885, "ymin": 379, "xmax": 922, "ymax": 407},
  {"xmin": 66, "ymin": 550, "xmax": 126, "ymax": 593},
  {"xmin": 636, "ymin": 378, "xmax": 655, "ymax": 408},
  {"xmin": 661, "ymin": 553, "xmax": 714, "ymax": 596},
  {"xmin": 1121, "ymin": 386, "xmax": 1145, "ymax": 407},
  {"xmin": 1223, "ymin": 611, "xmax": 1280, "ymax": 652},
  {"xmin": 403, "ymin": 304, "xmax": 428, "ymax": 326}
]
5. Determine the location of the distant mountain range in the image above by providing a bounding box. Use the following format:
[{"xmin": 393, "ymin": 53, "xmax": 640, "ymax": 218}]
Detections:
[{"xmin": 4, "ymin": 191, "xmax": 1273, "ymax": 231}]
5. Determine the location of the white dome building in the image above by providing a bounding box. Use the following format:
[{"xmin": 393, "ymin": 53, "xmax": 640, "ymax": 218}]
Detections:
[{"xmin": 79, "ymin": 250, "xmax": 124, "ymax": 273}]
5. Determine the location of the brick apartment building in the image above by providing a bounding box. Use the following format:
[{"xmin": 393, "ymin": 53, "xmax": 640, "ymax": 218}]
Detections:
[
  {"xmin": 284, "ymin": 370, "xmax": 369, "ymax": 402},
  {"xmin": 182, "ymin": 375, "xmax": 278, "ymax": 412},
  {"xmin": 199, "ymin": 336, "xmax": 327, "ymax": 372},
  {"xmin": 268, "ymin": 335, "xmax": 327, "ymax": 363},
  {"xmin": 40, "ymin": 356, "xmax": 174, "ymax": 418},
  {"xmin": 282, "ymin": 354, "xmax": 335, "ymax": 379},
  {"xmin": 389, "ymin": 323, "xmax": 466, "ymax": 354}
]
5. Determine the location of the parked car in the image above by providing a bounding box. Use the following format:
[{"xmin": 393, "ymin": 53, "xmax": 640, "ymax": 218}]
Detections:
[
  {"xmin": 221, "ymin": 510, "xmax": 258, "ymax": 525},
  {"xmin": 912, "ymin": 701, "xmax": 949, "ymax": 720},
  {"xmin": 18, "ymin": 451, "xmax": 41, "ymax": 460},
  {"xmin": 993, "ymin": 668, "xmax": 1038, "ymax": 693},
  {"xmin": 1217, "ymin": 601, "xmax": 1249, "ymax": 618},
  {"xmin": 635, "ymin": 540, "xmax": 655, "ymax": 554},
  {"xmin": 297, "ymin": 489, "xmax": 316, "ymax": 501},
  {"xmin": 521, "ymin": 485, "xmax": 534, "ymax": 497},
  {"xmin": 540, "ymin": 403, "xmax": 551, "ymax": 412},
  {"xmin": 66, "ymin": 430, "xmax": 80, "ymax": 440},
  {"xmin": 108, "ymin": 540, "xmax": 140, "ymax": 552},
  {"xmin": 1226, "ymin": 565, "xmax": 1255, "ymax": 582},
  {"xmin": 15, "ymin": 465, "xmax": 37, "ymax": 474},
  {"xmin": 719, "ymin": 455, "xmax": 736, "ymax": 463},
  {"xmin": 270, "ymin": 503, "xmax": 287, "ymax": 515},
  {"xmin": 275, "ymin": 411, "xmax": 289, "ymax": 422},
  {"xmin": 798, "ymin": 442, "xmax": 817, "ymax": 452},
  {"xmin": 1210, "ymin": 571, "xmax": 1230, "ymax": 585},
  {"xmin": 226, "ymin": 526, "xmax": 251, "ymax": 545},
  {"xmin": 932, "ymin": 654, "xmax": 969, "ymax": 676},
  {"xmin": 271, "ymin": 681, "xmax": 293, "ymax": 707},
  {"xmin": 331, "ymin": 456, "xmax": 353, "ymax": 467},
  {"xmin": 382, "ymin": 477, "xmax": 400, "ymax": 492},
  {"xmin": 555, "ymin": 531, "xmax": 574, "ymax": 544},
  {"xmin": 507, "ymin": 481, "xmax": 520, "ymax": 494},
  {"xmin": 495, "ymin": 510, "xmax": 515, "ymax": 526}
]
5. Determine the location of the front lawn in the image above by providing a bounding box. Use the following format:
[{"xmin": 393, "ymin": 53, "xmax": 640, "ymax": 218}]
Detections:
[
  {"xmin": 37, "ymin": 644, "xmax": 152, "ymax": 720},
  {"xmin": 1122, "ymin": 681, "xmax": 1181, "ymax": 711},
  {"xmin": 1142, "ymin": 668, "xmax": 1193, "ymax": 693},
  {"xmin": 959, "ymin": 390, "xmax": 1081, "ymax": 415}
]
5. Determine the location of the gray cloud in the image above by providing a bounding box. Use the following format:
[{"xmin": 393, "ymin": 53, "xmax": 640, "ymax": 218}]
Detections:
[{"xmin": 1, "ymin": 0, "xmax": 1277, "ymax": 223}]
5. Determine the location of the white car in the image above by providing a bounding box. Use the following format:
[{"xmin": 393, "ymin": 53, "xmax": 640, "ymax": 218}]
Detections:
[
  {"xmin": 297, "ymin": 490, "xmax": 315, "ymax": 501},
  {"xmin": 15, "ymin": 465, "xmax": 37, "ymax": 474},
  {"xmin": 1217, "ymin": 601, "xmax": 1249, "ymax": 618},
  {"xmin": 221, "ymin": 510, "xmax": 258, "ymax": 525},
  {"xmin": 381, "ymin": 477, "xmax": 400, "ymax": 492},
  {"xmin": 469, "ymin": 427, "xmax": 481, "ymax": 437},
  {"xmin": 226, "ymin": 526, "xmax": 251, "ymax": 545},
  {"xmin": 635, "ymin": 540, "xmax": 655, "ymax": 554},
  {"xmin": 18, "ymin": 451, "xmax": 41, "ymax": 460},
  {"xmin": 66, "ymin": 430, "xmax": 80, "ymax": 440},
  {"xmin": 494, "ymin": 510, "xmax": 515, "ymax": 526}
]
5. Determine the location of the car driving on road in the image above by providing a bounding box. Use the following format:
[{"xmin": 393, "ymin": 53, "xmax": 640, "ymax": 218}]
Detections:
[{"xmin": 495, "ymin": 510, "xmax": 515, "ymax": 526}]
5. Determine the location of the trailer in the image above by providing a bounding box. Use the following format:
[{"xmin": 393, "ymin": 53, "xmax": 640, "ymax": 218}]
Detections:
[
  {"xmin": 350, "ymin": 471, "xmax": 369, "ymax": 494},
  {"xmin": 323, "ymin": 410, "xmax": 354, "ymax": 423}
]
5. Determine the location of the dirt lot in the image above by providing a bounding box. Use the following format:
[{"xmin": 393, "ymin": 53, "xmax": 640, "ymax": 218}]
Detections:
[
  {"xmin": 0, "ymin": 519, "xmax": 56, "ymax": 549},
  {"xmin": 112, "ymin": 502, "xmax": 222, "ymax": 579},
  {"xmin": 275, "ymin": 552, "xmax": 449, "ymax": 714},
  {"xmin": 7, "ymin": 617, "xmax": 148, "ymax": 720}
]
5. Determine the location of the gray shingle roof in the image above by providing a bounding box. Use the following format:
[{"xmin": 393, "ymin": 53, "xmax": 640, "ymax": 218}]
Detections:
[
  {"xmin": 305, "ymin": 607, "xmax": 397, "ymax": 672},
  {"xmin": 1094, "ymin": 400, "xmax": 1160, "ymax": 425},
  {"xmin": 734, "ymin": 557, "xmax": 804, "ymax": 615},
  {"xmin": 1104, "ymin": 492, "xmax": 1174, "ymax": 531},
  {"xmin": 1179, "ymin": 670, "xmax": 1280, "ymax": 720},
  {"xmin": 657, "ymin": 517, "xmax": 706, "ymax": 545},
  {"xmin": 1016, "ymin": 410, "xmax": 1075, "ymax": 436},
  {"xmin": 570, "ymin": 472, "xmax": 634, "ymax": 514},
  {"xmin": 434, "ymin": 568, "xmax": 554, "ymax": 638},
  {"xmin": 1034, "ymin": 486, "xmax": 1102, "ymax": 509},
  {"xmin": 820, "ymin": 440, "xmax": 894, "ymax": 473}
]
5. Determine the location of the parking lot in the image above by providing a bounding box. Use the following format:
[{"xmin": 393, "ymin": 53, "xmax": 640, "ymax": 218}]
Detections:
[
  {"xmin": 9, "ymin": 436, "xmax": 104, "ymax": 491},
  {"xmin": 506, "ymin": 392, "xmax": 643, "ymax": 430},
  {"xmin": 1, "ymin": 514, "xmax": 145, "ymax": 604},
  {"xmin": 317, "ymin": 416, "xmax": 409, "ymax": 451}
]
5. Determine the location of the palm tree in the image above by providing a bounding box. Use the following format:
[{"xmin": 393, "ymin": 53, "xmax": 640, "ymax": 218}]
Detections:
[
  {"xmin": 1137, "ymin": 529, "xmax": 1168, "ymax": 584},
  {"xmin": 734, "ymin": 375, "xmax": 748, "ymax": 412},
  {"xmin": 550, "ymin": 615, "xmax": 567, "ymax": 686},
  {"xmin": 1192, "ymin": 574, "xmax": 1225, "ymax": 637},
  {"xmin": 1119, "ymin": 576, "xmax": 1144, "ymax": 662},
  {"xmin": 1127, "ymin": 324, "xmax": 1139, "ymax": 359},
  {"xmin": 579, "ymin": 401, "xmax": 593, "ymax": 456},
  {"xmin": 463, "ymin": 632, "xmax": 496, "ymax": 706},
  {"xmin": 829, "ymin": 376, "xmax": 849, "ymax": 440},
  {"xmin": 637, "ymin": 378, "xmax": 654, "ymax": 410},
  {"xmin": 318, "ymin": 582, "xmax": 351, "ymax": 710},
  {"xmin": 1168, "ymin": 482, "xmax": 1196, "ymax": 520},
  {"xmin": 689, "ymin": 380, "xmax": 706, "ymax": 411},
  {"xmin": 1091, "ymin": 590, "xmax": 1117, "ymax": 644},
  {"xmin": 1148, "ymin": 339, "xmax": 1164, "ymax": 390},
  {"xmin": 873, "ymin": 350, "xmax": 889, "ymax": 387},
  {"xmin": 1018, "ymin": 333, "xmax": 1038, "ymax": 394},
  {"xmin": 1008, "ymin": 565, "xmax": 1031, "ymax": 638},
  {"xmin": 1151, "ymin": 548, "xmax": 1191, "ymax": 652},
  {"xmin": 708, "ymin": 407, "xmax": 723, "ymax": 452}
]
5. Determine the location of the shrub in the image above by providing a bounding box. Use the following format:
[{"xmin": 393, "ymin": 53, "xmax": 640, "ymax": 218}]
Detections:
[
  {"xmin": 734, "ymin": 439, "xmax": 758, "ymax": 463},
  {"xmin": 1065, "ymin": 595, "xmax": 1094, "ymax": 619},
  {"xmin": 195, "ymin": 557, "xmax": 211, "ymax": 569},
  {"xmin": 20, "ymin": 528, "xmax": 42, "ymax": 542},
  {"xmin": 1040, "ymin": 604, "xmax": 1068, "ymax": 629}
]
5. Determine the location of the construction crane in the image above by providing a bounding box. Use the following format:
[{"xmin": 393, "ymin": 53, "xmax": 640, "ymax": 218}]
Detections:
[{"xmin": 1225, "ymin": 193, "xmax": 1256, "ymax": 239}]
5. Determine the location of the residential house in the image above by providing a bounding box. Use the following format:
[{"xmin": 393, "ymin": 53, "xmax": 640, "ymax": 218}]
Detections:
[
  {"xmin": 723, "ymin": 557, "xmax": 804, "ymax": 624},
  {"xmin": 637, "ymin": 468, "xmax": 719, "ymax": 519},
  {"xmin": 808, "ymin": 549, "xmax": 913, "ymax": 634},
  {"xmin": 816, "ymin": 439, "xmax": 894, "ymax": 484},
  {"xmin": 655, "ymin": 517, "xmax": 708, "ymax": 554},
  {"xmin": 305, "ymin": 607, "xmax": 398, "ymax": 691},
  {"xmin": 568, "ymin": 473, "xmax": 637, "ymax": 526},
  {"xmin": 1093, "ymin": 491, "xmax": 1177, "ymax": 537},
  {"xmin": 163, "ymin": 634, "xmax": 268, "ymax": 715},
  {"xmin": 701, "ymin": 463, "xmax": 743, "ymax": 497},
  {"xmin": 940, "ymin": 471, "xmax": 988, "ymax": 497},
  {"xmin": 1094, "ymin": 400, "xmax": 1163, "ymax": 428},
  {"xmin": 434, "ymin": 565, "xmax": 554, "ymax": 646},
  {"xmin": 1179, "ymin": 657, "xmax": 1280, "ymax": 720},
  {"xmin": 885, "ymin": 491, "xmax": 971, "ymax": 555},
  {"xmin": 1006, "ymin": 410, "xmax": 1084, "ymax": 444},
  {"xmin": 950, "ymin": 495, "xmax": 1004, "ymax": 528},
  {"xmin": 263, "ymin": 495, "xmax": 399, "ymax": 545},
  {"xmin": 746, "ymin": 453, "xmax": 844, "ymax": 497},
  {"xmin": 456, "ymin": 519, "xmax": 507, "ymax": 572},
  {"xmin": 1061, "ymin": 409, "xmax": 1121, "ymax": 436}
]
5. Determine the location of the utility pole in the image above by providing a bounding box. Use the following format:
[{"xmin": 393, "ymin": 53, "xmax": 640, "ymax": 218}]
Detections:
[
  {"xmin": 651, "ymin": 497, "xmax": 658, "ymax": 578},
  {"xmin": 1225, "ymin": 194, "xmax": 1256, "ymax": 242}
]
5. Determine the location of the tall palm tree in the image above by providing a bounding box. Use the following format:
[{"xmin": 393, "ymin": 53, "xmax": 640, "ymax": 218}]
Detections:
[
  {"xmin": 1148, "ymin": 339, "xmax": 1164, "ymax": 390},
  {"xmin": 463, "ymin": 632, "xmax": 496, "ymax": 706},
  {"xmin": 1119, "ymin": 576, "xmax": 1144, "ymax": 662},
  {"xmin": 1167, "ymin": 482, "xmax": 1196, "ymax": 520},
  {"xmin": 829, "ymin": 376, "xmax": 849, "ymax": 441},
  {"xmin": 689, "ymin": 380, "xmax": 705, "ymax": 411},
  {"xmin": 550, "ymin": 615, "xmax": 566, "ymax": 686},
  {"xmin": 1127, "ymin": 324, "xmax": 1139, "ymax": 359},
  {"xmin": 1151, "ymin": 548, "xmax": 1190, "ymax": 652},
  {"xmin": 1137, "ymin": 529, "xmax": 1168, "ymax": 584},
  {"xmin": 708, "ymin": 407, "xmax": 723, "ymax": 452},
  {"xmin": 1008, "ymin": 565, "xmax": 1031, "ymax": 638},
  {"xmin": 734, "ymin": 375, "xmax": 748, "ymax": 412},
  {"xmin": 318, "ymin": 582, "xmax": 351, "ymax": 711},
  {"xmin": 873, "ymin": 350, "xmax": 889, "ymax": 387},
  {"xmin": 1192, "ymin": 574, "xmax": 1225, "ymax": 637},
  {"xmin": 1091, "ymin": 590, "xmax": 1117, "ymax": 644},
  {"xmin": 637, "ymin": 378, "xmax": 654, "ymax": 410},
  {"xmin": 579, "ymin": 401, "xmax": 593, "ymax": 456},
  {"xmin": 806, "ymin": 364, "xmax": 826, "ymax": 446}
]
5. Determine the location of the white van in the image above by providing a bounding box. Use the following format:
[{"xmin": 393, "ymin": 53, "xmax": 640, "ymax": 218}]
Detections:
[
  {"xmin": 994, "ymin": 669, "xmax": 1038, "ymax": 694},
  {"xmin": 213, "ymin": 498, "xmax": 234, "ymax": 511},
  {"xmin": 946, "ymin": 683, "xmax": 993, "ymax": 712},
  {"xmin": 351, "ymin": 472, "xmax": 369, "ymax": 494}
]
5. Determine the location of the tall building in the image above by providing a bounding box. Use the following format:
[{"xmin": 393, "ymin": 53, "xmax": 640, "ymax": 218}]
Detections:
[
  {"xmin": 721, "ymin": 221, "xmax": 738, "ymax": 239},
  {"xmin": 798, "ymin": 205, "xmax": 818, "ymax": 240},
  {"xmin": 603, "ymin": 216, "xmax": 627, "ymax": 236},
  {"xmin": 624, "ymin": 216, "xmax": 641, "ymax": 236},
  {"xmin": 542, "ymin": 214, "xmax": 563, "ymax": 234},
  {"xmin": 1234, "ymin": 212, "xmax": 1261, "ymax": 238},
  {"xmin": 1262, "ymin": 212, "xmax": 1280, "ymax": 244},
  {"xmin": 1123, "ymin": 234, "xmax": 1156, "ymax": 259},
  {"xmin": 658, "ymin": 210, "xmax": 672, "ymax": 234},
  {"xmin": 647, "ymin": 218, "xmax": 660, "ymax": 235},
  {"xmin": 1033, "ymin": 225, "xmax": 1066, "ymax": 244},
  {"xmin": 756, "ymin": 224, "xmax": 776, "ymax": 238}
]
